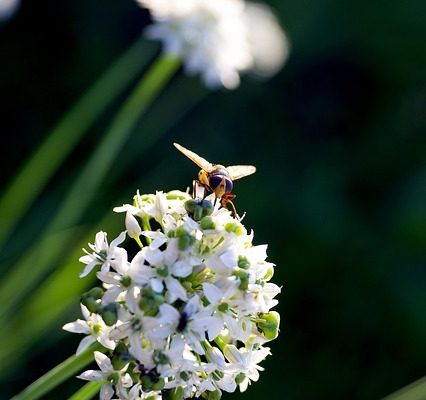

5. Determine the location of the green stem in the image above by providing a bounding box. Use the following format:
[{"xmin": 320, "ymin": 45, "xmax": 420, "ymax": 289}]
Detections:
[
  {"xmin": 49, "ymin": 55, "xmax": 181, "ymax": 231},
  {"xmin": 142, "ymin": 217, "xmax": 153, "ymax": 244},
  {"xmin": 10, "ymin": 343, "xmax": 103, "ymax": 400},
  {"xmin": 0, "ymin": 39, "xmax": 155, "ymax": 250},
  {"xmin": 135, "ymin": 235, "xmax": 144, "ymax": 249},
  {"xmin": 0, "ymin": 55, "xmax": 181, "ymax": 323},
  {"xmin": 382, "ymin": 376, "xmax": 426, "ymax": 400},
  {"xmin": 214, "ymin": 337, "xmax": 226, "ymax": 351},
  {"xmin": 68, "ymin": 382, "xmax": 102, "ymax": 400}
]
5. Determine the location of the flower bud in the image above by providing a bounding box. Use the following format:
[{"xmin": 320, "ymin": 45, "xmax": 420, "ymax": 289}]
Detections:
[
  {"xmin": 235, "ymin": 373, "xmax": 246, "ymax": 385},
  {"xmin": 125, "ymin": 212, "xmax": 142, "ymax": 239},
  {"xmin": 257, "ymin": 311, "xmax": 280, "ymax": 340},
  {"xmin": 207, "ymin": 389, "xmax": 222, "ymax": 400},
  {"xmin": 263, "ymin": 265, "xmax": 274, "ymax": 281},
  {"xmin": 238, "ymin": 256, "xmax": 250, "ymax": 269},
  {"xmin": 185, "ymin": 199, "xmax": 213, "ymax": 221},
  {"xmin": 111, "ymin": 342, "xmax": 131, "ymax": 370},
  {"xmin": 80, "ymin": 289, "xmax": 103, "ymax": 313},
  {"xmin": 201, "ymin": 216, "xmax": 216, "ymax": 230},
  {"xmin": 101, "ymin": 303, "xmax": 118, "ymax": 326},
  {"xmin": 225, "ymin": 222, "xmax": 244, "ymax": 235},
  {"xmin": 234, "ymin": 268, "xmax": 249, "ymax": 290}
]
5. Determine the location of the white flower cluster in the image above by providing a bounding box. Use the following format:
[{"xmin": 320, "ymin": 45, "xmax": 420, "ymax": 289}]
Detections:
[
  {"xmin": 64, "ymin": 190, "xmax": 281, "ymax": 400},
  {"xmin": 137, "ymin": 0, "xmax": 289, "ymax": 89}
]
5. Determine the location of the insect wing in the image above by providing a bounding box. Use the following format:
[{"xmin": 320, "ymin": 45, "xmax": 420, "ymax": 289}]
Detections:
[
  {"xmin": 226, "ymin": 165, "xmax": 256, "ymax": 180},
  {"xmin": 173, "ymin": 143, "xmax": 213, "ymax": 171}
]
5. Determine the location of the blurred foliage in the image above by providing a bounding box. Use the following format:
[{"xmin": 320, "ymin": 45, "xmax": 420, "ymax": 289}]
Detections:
[{"xmin": 0, "ymin": 0, "xmax": 425, "ymax": 399}]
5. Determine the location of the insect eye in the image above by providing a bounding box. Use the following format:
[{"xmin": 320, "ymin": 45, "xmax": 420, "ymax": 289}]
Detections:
[
  {"xmin": 209, "ymin": 175, "xmax": 223, "ymax": 190},
  {"xmin": 225, "ymin": 178, "xmax": 233, "ymax": 193}
]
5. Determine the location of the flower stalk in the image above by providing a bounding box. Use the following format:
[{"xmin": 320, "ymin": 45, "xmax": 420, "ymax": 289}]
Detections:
[
  {"xmin": 0, "ymin": 54, "xmax": 181, "ymax": 324},
  {"xmin": 10, "ymin": 343, "xmax": 104, "ymax": 400}
]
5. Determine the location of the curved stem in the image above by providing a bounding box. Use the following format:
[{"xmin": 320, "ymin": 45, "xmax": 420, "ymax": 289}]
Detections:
[
  {"xmin": 0, "ymin": 55, "xmax": 181, "ymax": 323},
  {"xmin": 10, "ymin": 343, "xmax": 103, "ymax": 400},
  {"xmin": 68, "ymin": 382, "xmax": 102, "ymax": 400},
  {"xmin": 0, "ymin": 39, "xmax": 155, "ymax": 250},
  {"xmin": 382, "ymin": 376, "xmax": 426, "ymax": 400}
]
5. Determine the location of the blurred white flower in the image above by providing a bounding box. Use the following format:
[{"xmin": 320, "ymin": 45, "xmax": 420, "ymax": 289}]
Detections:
[
  {"xmin": 0, "ymin": 0, "xmax": 20, "ymax": 22},
  {"xmin": 136, "ymin": 0, "xmax": 289, "ymax": 89},
  {"xmin": 66, "ymin": 190, "xmax": 281, "ymax": 400}
]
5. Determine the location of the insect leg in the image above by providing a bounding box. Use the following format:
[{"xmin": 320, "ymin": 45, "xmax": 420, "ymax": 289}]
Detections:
[{"xmin": 221, "ymin": 193, "xmax": 240, "ymax": 220}]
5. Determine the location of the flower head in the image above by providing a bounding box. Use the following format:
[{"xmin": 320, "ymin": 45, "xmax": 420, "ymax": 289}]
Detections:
[
  {"xmin": 137, "ymin": 0, "xmax": 289, "ymax": 89},
  {"xmin": 65, "ymin": 190, "xmax": 281, "ymax": 399}
]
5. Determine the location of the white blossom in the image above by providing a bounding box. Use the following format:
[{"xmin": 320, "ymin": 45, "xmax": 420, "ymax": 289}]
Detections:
[
  {"xmin": 62, "ymin": 305, "xmax": 116, "ymax": 354},
  {"xmin": 78, "ymin": 351, "xmax": 132, "ymax": 400},
  {"xmin": 79, "ymin": 231, "xmax": 127, "ymax": 278},
  {"xmin": 136, "ymin": 0, "xmax": 289, "ymax": 89},
  {"xmin": 65, "ymin": 190, "xmax": 281, "ymax": 399}
]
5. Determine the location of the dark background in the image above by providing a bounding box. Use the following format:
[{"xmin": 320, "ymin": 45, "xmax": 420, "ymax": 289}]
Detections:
[{"xmin": 0, "ymin": 0, "xmax": 425, "ymax": 399}]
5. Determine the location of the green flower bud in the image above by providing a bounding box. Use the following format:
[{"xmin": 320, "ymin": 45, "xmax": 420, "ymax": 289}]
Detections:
[
  {"xmin": 111, "ymin": 342, "xmax": 132, "ymax": 370},
  {"xmin": 171, "ymin": 386, "xmax": 185, "ymax": 400},
  {"xmin": 201, "ymin": 216, "xmax": 216, "ymax": 230},
  {"xmin": 257, "ymin": 311, "xmax": 280, "ymax": 340},
  {"xmin": 225, "ymin": 222, "xmax": 244, "ymax": 235},
  {"xmin": 80, "ymin": 296, "xmax": 102, "ymax": 314},
  {"xmin": 235, "ymin": 372, "xmax": 246, "ymax": 385},
  {"xmin": 86, "ymin": 287, "xmax": 104, "ymax": 299},
  {"xmin": 238, "ymin": 256, "xmax": 250, "ymax": 269},
  {"xmin": 101, "ymin": 303, "xmax": 118, "ymax": 326},
  {"xmin": 199, "ymin": 199, "xmax": 214, "ymax": 217},
  {"xmin": 178, "ymin": 234, "xmax": 195, "ymax": 251},
  {"xmin": 179, "ymin": 371, "xmax": 191, "ymax": 381},
  {"xmin": 140, "ymin": 375, "xmax": 153, "ymax": 390},
  {"xmin": 185, "ymin": 199, "xmax": 213, "ymax": 221},
  {"xmin": 151, "ymin": 377, "xmax": 165, "ymax": 391},
  {"xmin": 140, "ymin": 372, "xmax": 164, "ymax": 391},
  {"xmin": 184, "ymin": 199, "xmax": 198, "ymax": 213},
  {"xmin": 207, "ymin": 389, "xmax": 222, "ymax": 400},
  {"xmin": 234, "ymin": 268, "xmax": 249, "ymax": 290},
  {"xmin": 139, "ymin": 287, "xmax": 164, "ymax": 316}
]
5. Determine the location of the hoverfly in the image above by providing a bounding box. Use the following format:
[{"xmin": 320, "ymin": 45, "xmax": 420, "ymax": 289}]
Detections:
[{"xmin": 174, "ymin": 142, "xmax": 256, "ymax": 218}]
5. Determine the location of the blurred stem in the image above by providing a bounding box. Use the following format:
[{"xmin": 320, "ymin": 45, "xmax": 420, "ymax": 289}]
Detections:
[
  {"xmin": 0, "ymin": 76, "xmax": 209, "ymax": 378},
  {"xmin": 0, "ymin": 54, "xmax": 181, "ymax": 323},
  {"xmin": 10, "ymin": 343, "xmax": 103, "ymax": 400},
  {"xmin": 50, "ymin": 54, "xmax": 181, "ymax": 230},
  {"xmin": 0, "ymin": 39, "xmax": 155, "ymax": 251},
  {"xmin": 382, "ymin": 376, "xmax": 426, "ymax": 400},
  {"xmin": 68, "ymin": 382, "xmax": 102, "ymax": 400}
]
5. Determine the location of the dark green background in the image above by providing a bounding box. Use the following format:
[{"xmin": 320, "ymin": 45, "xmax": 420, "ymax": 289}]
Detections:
[{"xmin": 1, "ymin": 0, "xmax": 425, "ymax": 399}]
